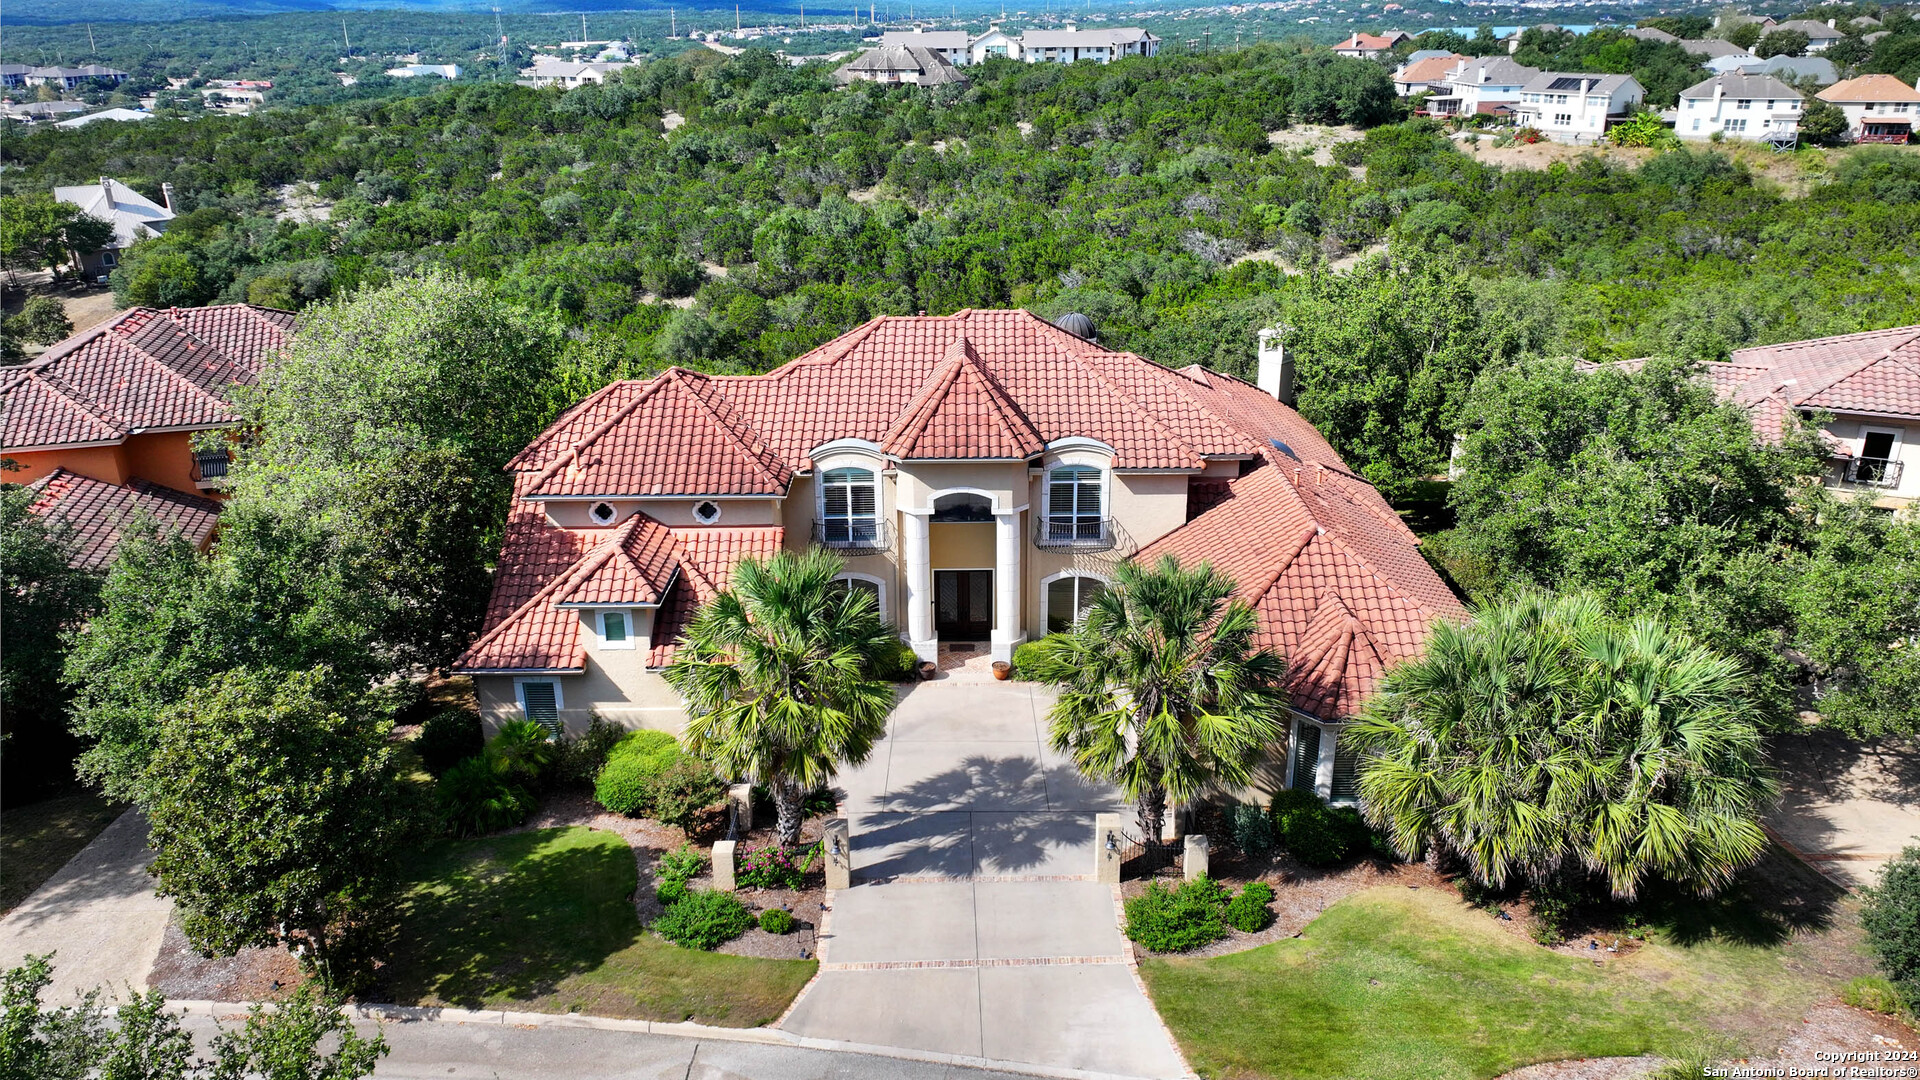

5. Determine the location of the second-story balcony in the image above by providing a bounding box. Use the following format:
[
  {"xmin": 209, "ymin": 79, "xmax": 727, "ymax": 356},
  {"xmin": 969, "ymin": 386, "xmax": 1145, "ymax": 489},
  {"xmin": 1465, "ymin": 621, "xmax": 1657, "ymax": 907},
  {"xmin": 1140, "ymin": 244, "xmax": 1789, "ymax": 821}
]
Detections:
[
  {"xmin": 813, "ymin": 519, "xmax": 892, "ymax": 554},
  {"xmin": 1034, "ymin": 516, "xmax": 1120, "ymax": 552},
  {"xmin": 1842, "ymin": 457, "xmax": 1904, "ymax": 488}
]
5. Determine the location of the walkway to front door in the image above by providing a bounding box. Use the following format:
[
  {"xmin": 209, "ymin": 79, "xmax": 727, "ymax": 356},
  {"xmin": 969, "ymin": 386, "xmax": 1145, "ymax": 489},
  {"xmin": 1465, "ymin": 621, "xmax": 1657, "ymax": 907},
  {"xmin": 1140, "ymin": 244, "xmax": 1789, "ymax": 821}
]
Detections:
[
  {"xmin": 933, "ymin": 569, "xmax": 991, "ymax": 642},
  {"xmin": 778, "ymin": 682, "xmax": 1190, "ymax": 1079}
]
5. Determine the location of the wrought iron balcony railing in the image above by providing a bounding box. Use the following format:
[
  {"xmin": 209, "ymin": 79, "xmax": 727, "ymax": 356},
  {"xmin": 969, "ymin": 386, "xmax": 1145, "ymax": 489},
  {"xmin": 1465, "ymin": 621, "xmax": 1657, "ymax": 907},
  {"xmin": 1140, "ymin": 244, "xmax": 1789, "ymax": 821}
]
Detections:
[
  {"xmin": 1034, "ymin": 517, "xmax": 1118, "ymax": 551},
  {"xmin": 1843, "ymin": 457, "xmax": 1904, "ymax": 488},
  {"xmin": 812, "ymin": 519, "xmax": 892, "ymax": 554}
]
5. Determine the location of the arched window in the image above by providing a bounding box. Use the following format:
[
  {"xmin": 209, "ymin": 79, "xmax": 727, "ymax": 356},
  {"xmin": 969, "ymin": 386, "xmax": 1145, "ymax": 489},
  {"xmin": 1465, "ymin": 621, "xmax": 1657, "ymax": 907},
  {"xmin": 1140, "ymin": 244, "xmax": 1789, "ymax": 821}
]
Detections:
[
  {"xmin": 1044, "ymin": 465, "xmax": 1105, "ymax": 545},
  {"xmin": 819, "ymin": 467, "xmax": 879, "ymax": 546},
  {"xmin": 1044, "ymin": 574, "xmax": 1107, "ymax": 634}
]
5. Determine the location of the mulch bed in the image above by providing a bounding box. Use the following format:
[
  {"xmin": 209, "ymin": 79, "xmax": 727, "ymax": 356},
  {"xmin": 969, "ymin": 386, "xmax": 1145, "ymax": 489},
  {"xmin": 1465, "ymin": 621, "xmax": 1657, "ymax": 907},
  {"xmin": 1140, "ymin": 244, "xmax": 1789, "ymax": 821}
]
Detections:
[
  {"xmin": 147, "ymin": 914, "xmax": 304, "ymax": 1002},
  {"xmin": 517, "ymin": 788, "xmax": 827, "ymax": 961}
]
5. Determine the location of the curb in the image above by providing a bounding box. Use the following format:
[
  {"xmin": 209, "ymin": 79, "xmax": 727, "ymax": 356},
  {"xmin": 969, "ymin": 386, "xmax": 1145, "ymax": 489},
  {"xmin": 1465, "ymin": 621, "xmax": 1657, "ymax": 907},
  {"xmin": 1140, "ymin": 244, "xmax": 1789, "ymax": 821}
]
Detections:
[{"xmin": 169, "ymin": 998, "xmax": 1174, "ymax": 1080}]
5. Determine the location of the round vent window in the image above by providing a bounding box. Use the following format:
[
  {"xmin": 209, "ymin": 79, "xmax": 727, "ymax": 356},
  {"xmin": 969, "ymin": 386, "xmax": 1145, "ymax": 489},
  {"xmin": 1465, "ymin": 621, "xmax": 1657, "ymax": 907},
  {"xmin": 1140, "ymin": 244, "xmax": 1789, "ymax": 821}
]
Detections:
[
  {"xmin": 692, "ymin": 500, "xmax": 722, "ymax": 525},
  {"xmin": 589, "ymin": 502, "xmax": 617, "ymax": 525}
]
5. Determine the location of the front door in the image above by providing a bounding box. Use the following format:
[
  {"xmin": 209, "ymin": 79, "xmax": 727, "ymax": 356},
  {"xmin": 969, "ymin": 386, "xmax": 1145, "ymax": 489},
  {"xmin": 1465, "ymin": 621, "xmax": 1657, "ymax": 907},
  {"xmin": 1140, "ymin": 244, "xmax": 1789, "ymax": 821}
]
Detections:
[{"xmin": 934, "ymin": 570, "xmax": 992, "ymax": 643}]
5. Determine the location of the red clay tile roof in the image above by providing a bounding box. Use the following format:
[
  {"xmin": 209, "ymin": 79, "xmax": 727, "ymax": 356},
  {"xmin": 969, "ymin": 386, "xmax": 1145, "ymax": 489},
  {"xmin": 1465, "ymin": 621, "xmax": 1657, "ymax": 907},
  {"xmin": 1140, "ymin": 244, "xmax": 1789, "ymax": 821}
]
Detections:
[
  {"xmin": 1686, "ymin": 326, "xmax": 1920, "ymax": 439},
  {"xmin": 553, "ymin": 514, "xmax": 682, "ymax": 607},
  {"xmin": 25, "ymin": 468, "xmax": 222, "ymax": 571},
  {"xmin": 2, "ymin": 304, "xmax": 294, "ymax": 452},
  {"xmin": 521, "ymin": 368, "xmax": 791, "ymax": 499},
  {"xmin": 879, "ymin": 336, "xmax": 1047, "ymax": 460}
]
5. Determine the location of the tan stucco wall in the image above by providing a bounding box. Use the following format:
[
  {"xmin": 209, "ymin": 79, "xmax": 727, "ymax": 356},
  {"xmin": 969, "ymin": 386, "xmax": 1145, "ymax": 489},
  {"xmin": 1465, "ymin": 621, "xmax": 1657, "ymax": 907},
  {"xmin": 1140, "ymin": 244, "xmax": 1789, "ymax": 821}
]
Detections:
[
  {"xmin": 895, "ymin": 461, "xmax": 1024, "ymax": 511},
  {"xmin": 930, "ymin": 522, "xmax": 995, "ymax": 569},
  {"xmin": 474, "ymin": 606, "xmax": 687, "ymax": 736},
  {"xmin": 544, "ymin": 498, "xmax": 781, "ymax": 529},
  {"xmin": 1108, "ymin": 472, "xmax": 1193, "ymax": 549},
  {"xmin": 1822, "ymin": 414, "xmax": 1916, "ymax": 506}
]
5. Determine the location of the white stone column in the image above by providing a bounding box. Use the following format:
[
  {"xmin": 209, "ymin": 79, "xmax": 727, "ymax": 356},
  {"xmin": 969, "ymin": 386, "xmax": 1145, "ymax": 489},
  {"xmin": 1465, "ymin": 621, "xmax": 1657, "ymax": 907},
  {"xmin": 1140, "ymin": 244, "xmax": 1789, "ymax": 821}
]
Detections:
[
  {"xmin": 902, "ymin": 510, "xmax": 936, "ymax": 661},
  {"xmin": 990, "ymin": 509, "xmax": 1024, "ymax": 663}
]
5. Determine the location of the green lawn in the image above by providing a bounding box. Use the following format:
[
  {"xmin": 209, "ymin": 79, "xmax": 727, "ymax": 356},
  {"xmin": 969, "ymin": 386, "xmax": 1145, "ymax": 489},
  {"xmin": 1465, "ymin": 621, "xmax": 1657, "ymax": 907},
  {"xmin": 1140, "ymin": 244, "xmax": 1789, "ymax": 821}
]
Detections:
[
  {"xmin": 1, "ymin": 791, "xmax": 126, "ymax": 916},
  {"xmin": 381, "ymin": 826, "xmax": 815, "ymax": 1026},
  {"xmin": 1142, "ymin": 877, "xmax": 1852, "ymax": 1080}
]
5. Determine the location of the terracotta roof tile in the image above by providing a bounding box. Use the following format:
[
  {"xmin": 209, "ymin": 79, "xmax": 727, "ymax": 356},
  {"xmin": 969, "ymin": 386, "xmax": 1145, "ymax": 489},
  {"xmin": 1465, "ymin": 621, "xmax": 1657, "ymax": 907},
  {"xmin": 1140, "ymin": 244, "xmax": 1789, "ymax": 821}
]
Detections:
[
  {"xmin": 553, "ymin": 515, "xmax": 682, "ymax": 607},
  {"xmin": 25, "ymin": 468, "xmax": 222, "ymax": 571},
  {"xmin": 2, "ymin": 304, "xmax": 293, "ymax": 452},
  {"xmin": 879, "ymin": 336, "xmax": 1046, "ymax": 460}
]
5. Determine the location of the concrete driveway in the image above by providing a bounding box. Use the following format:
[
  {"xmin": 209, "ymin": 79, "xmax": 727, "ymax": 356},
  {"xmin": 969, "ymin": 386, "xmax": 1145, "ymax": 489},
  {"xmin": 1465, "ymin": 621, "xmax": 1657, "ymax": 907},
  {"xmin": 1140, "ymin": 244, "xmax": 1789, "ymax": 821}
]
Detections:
[
  {"xmin": 1767, "ymin": 728, "xmax": 1920, "ymax": 890},
  {"xmin": 0, "ymin": 810, "xmax": 170, "ymax": 1002},
  {"xmin": 781, "ymin": 683, "xmax": 1189, "ymax": 1080}
]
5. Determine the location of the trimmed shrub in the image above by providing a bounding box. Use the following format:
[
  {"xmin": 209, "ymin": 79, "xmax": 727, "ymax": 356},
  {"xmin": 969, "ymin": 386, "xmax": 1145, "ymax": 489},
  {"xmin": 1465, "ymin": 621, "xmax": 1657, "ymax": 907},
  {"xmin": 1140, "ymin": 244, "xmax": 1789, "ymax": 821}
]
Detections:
[
  {"xmin": 436, "ymin": 757, "xmax": 535, "ymax": 837},
  {"xmin": 1270, "ymin": 789, "xmax": 1352, "ymax": 867},
  {"xmin": 654, "ymin": 878, "xmax": 690, "ymax": 908},
  {"xmin": 490, "ymin": 720, "xmax": 559, "ymax": 790},
  {"xmin": 1010, "ymin": 636, "xmax": 1064, "ymax": 680},
  {"xmin": 875, "ymin": 639, "xmax": 921, "ymax": 681},
  {"xmin": 1225, "ymin": 881, "xmax": 1275, "ymax": 933},
  {"xmin": 1124, "ymin": 877, "xmax": 1229, "ymax": 952},
  {"xmin": 415, "ymin": 708, "xmax": 483, "ymax": 777},
  {"xmin": 1863, "ymin": 847, "xmax": 1920, "ymax": 1011},
  {"xmin": 553, "ymin": 715, "xmax": 627, "ymax": 787},
  {"xmin": 759, "ymin": 908, "xmax": 796, "ymax": 935},
  {"xmin": 738, "ymin": 843, "xmax": 819, "ymax": 890},
  {"xmin": 593, "ymin": 730, "xmax": 688, "ymax": 816},
  {"xmin": 1842, "ymin": 976, "xmax": 1910, "ymax": 1017},
  {"xmin": 1229, "ymin": 802, "xmax": 1276, "ymax": 858},
  {"xmin": 651, "ymin": 756, "xmax": 726, "ymax": 832},
  {"xmin": 658, "ymin": 845, "xmax": 705, "ymax": 886},
  {"xmin": 654, "ymin": 889, "xmax": 756, "ymax": 950}
]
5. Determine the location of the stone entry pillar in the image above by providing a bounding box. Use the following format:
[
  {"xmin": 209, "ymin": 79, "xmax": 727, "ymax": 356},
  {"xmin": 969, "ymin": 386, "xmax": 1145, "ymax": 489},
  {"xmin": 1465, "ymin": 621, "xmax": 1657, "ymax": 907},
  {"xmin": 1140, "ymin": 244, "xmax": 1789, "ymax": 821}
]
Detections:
[
  {"xmin": 902, "ymin": 511, "xmax": 936, "ymax": 662},
  {"xmin": 990, "ymin": 509, "xmax": 1024, "ymax": 664},
  {"xmin": 712, "ymin": 840, "xmax": 737, "ymax": 891},
  {"xmin": 1183, "ymin": 835, "xmax": 1209, "ymax": 882}
]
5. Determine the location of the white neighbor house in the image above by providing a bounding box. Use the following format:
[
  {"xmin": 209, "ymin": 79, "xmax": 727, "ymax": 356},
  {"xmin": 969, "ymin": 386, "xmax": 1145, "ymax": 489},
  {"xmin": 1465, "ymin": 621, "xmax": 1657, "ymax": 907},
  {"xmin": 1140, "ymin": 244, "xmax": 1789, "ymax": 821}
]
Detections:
[
  {"xmin": 880, "ymin": 28, "xmax": 972, "ymax": 66},
  {"xmin": 1428, "ymin": 57, "xmax": 1541, "ymax": 117},
  {"xmin": 1676, "ymin": 73, "xmax": 1802, "ymax": 140},
  {"xmin": 1510, "ymin": 72, "xmax": 1644, "ymax": 141}
]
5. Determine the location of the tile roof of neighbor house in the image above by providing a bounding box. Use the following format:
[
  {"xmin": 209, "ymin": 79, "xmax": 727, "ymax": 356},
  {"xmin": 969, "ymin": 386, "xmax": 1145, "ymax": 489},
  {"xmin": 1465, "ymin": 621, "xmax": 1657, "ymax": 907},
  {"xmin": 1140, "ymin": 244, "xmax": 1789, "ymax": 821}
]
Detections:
[
  {"xmin": 26, "ymin": 468, "xmax": 222, "ymax": 571},
  {"xmin": 1623, "ymin": 26, "xmax": 1678, "ymax": 42},
  {"xmin": 1818, "ymin": 74, "xmax": 1920, "ymax": 104},
  {"xmin": 1678, "ymin": 73, "xmax": 1802, "ymax": 102},
  {"xmin": 1518, "ymin": 71, "xmax": 1640, "ymax": 96},
  {"xmin": 1020, "ymin": 28, "xmax": 1155, "ymax": 48},
  {"xmin": 1772, "ymin": 19, "xmax": 1843, "ymax": 39},
  {"xmin": 1395, "ymin": 54, "xmax": 1469, "ymax": 85},
  {"xmin": 460, "ymin": 309, "xmax": 1465, "ymax": 713},
  {"xmin": 1732, "ymin": 55, "xmax": 1839, "ymax": 84},
  {"xmin": 1681, "ymin": 38, "xmax": 1754, "ymax": 59},
  {"xmin": 1445, "ymin": 57, "xmax": 1541, "ymax": 86},
  {"xmin": 1334, "ymin": 33, "xmax": 1394, "ymax": 50},
  {"xmin": 1, "ymin": 305, "xmax": 296, "ymax": 452},
  {"xmin": 880, "ymin": 29, "xmax": 972, "ymax": 49},
  {"xmin": 835, "ymin": 45, "xmax": 968, "ymax": 85}
]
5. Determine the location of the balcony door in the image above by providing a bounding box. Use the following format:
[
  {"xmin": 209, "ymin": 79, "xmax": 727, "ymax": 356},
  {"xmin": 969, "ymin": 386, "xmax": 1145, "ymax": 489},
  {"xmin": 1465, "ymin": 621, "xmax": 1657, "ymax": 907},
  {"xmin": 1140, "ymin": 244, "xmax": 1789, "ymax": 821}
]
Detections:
[{"xmin": 934, "ymin": 570, "xmax": 992, "ymax": 644}]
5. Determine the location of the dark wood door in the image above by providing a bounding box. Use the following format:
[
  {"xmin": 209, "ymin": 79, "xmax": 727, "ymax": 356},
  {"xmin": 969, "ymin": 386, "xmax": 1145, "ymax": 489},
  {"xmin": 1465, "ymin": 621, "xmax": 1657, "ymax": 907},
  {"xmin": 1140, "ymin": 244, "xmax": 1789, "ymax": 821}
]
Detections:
[{"xmin": 934, "ymin": 570, "xmax": 993, "ymax": 642}]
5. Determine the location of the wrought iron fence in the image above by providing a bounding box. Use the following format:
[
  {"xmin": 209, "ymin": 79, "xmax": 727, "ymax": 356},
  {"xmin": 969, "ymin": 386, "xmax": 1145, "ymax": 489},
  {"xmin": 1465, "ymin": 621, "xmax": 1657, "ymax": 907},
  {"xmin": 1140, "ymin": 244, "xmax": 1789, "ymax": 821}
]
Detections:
[
  {"xmin": 811, "ymin": 519, "xmax": 892, "ymax": 554},
  {"xmin": 1116, "ymin": 823, "xmax": 1184, "ymax": 880}
]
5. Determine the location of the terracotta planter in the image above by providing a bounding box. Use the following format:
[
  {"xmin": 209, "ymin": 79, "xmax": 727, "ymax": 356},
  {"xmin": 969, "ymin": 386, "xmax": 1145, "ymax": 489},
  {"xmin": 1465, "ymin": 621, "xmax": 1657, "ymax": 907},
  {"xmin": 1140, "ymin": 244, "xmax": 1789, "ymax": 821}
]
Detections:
[
  {"xmin": 918, "ymin": 660, "xmax": 938, "ymax": 681},
  {"xmin": 991, "ymin": 661, "xmax": 1012, "ymax": 681}
]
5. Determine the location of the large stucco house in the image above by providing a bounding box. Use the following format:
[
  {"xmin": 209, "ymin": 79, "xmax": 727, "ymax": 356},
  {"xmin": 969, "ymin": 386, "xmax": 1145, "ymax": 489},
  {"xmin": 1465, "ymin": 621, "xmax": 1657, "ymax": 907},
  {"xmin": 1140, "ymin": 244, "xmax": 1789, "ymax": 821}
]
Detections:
[{"xmin": 455, "ymin": 310, "xmax": 1463, "ymax": 802}]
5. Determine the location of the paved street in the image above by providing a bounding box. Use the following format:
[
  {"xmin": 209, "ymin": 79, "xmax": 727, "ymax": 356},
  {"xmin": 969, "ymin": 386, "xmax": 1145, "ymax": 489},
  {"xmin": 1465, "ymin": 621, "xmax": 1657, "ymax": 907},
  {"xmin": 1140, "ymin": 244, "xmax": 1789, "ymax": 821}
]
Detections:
[
  {"xmin": 0, "ymin": 809, "xmax": 171, "ymax": 1003},
  {"xmin": 174, "ymin": 1013, "xmax": 1040, "ymax": 1080},
  {"xmin": 781, "ymin": 682, "xmax": 1188, "ymax": 1080},
  {"xmin": 1768, "ymin": 728, "xmax": 1920, "ymax": 889}
]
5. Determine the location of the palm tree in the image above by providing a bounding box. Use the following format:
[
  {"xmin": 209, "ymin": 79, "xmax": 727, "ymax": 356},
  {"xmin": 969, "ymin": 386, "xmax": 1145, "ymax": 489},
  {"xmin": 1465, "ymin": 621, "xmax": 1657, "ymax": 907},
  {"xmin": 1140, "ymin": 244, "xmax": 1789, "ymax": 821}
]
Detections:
[
  {"xmin": 663, "ymin": 548, "xmax": 898, "ymax": 845},
  {"xmin": 1345, "ymin": 591, "xmax": 1774, "ymax": 900},
  {"xmin": 1025, "ymin": 555, "xmax": 1288, "ymax": 843}
]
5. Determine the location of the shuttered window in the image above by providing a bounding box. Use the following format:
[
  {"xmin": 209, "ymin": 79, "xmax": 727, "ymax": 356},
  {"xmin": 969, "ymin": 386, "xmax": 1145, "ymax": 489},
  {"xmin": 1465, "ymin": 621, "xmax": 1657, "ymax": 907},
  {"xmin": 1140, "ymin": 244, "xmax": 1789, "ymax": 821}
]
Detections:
[
  {"xmin": 1045, "ymin": 466, "xmax": 1104, "ymax": 542},
  {"xmin": 520, "ymin": 681, "xmax": 559, "ymax": 724},
  {"xmin": 1291, "ymin": 722, "xmax": 1321, "ymax": 792},
  {"xmin": 1330, "ymin": 736, "xmax": 1360, "ymax": 803},
  {"xmin": 821, "ymin": 467, "xmax": 878, "ymax": 545}
]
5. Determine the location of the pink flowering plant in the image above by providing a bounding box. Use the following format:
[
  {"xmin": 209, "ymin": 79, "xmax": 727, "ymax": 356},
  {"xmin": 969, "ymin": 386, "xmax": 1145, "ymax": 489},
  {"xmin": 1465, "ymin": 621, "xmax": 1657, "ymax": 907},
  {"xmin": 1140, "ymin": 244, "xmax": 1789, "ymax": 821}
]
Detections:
[{"xmin": 736, "ymin": 842, "xmax": 820, "ymax": 890}]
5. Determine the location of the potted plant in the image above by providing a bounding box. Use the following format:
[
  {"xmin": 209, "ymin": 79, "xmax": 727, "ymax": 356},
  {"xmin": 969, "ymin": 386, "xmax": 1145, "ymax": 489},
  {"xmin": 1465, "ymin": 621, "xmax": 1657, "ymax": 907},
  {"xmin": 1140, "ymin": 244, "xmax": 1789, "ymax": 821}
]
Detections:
[{"xmin": 991, "ymin": 660, "xmax": 1012, "ymax": 681}]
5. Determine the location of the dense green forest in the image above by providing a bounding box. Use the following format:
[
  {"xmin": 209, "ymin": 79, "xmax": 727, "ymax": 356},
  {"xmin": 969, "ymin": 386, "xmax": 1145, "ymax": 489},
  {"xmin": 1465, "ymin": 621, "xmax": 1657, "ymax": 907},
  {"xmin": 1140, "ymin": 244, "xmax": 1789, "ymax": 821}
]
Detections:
[{"xmin": 9, "ymin": 46, "xmax": 1919, "ymax": 469}]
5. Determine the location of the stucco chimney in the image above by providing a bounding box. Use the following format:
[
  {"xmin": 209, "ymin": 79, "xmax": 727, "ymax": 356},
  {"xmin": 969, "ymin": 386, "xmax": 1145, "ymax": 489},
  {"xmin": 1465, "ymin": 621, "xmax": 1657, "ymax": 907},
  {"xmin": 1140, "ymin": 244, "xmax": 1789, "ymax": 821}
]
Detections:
[
  {"xmin": 98, "ymin": 177, "xmax": 115, "ymax": 210},
  {"xmin": 1256, "ymin": 329, "xmax": 1295, "ymax": 405},
  {"xmin": 160, "ymin": 183, "xmax": 175, "ymax": 212}
]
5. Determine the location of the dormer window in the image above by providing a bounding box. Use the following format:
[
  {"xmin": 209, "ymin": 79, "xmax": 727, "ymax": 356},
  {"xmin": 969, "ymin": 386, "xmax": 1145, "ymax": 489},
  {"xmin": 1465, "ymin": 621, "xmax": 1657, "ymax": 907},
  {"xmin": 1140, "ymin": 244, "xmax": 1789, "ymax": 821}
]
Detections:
[
  {"xmin": 589, "ymin": 502, "xmax": 617, "ymax": 525},
  {"xmin": 692, "ymin": 500, "xmax": 721, "ymax": 524},
  {"xmin": 599, "ymin": 610, "xmax": 634, "ymax": 649}
]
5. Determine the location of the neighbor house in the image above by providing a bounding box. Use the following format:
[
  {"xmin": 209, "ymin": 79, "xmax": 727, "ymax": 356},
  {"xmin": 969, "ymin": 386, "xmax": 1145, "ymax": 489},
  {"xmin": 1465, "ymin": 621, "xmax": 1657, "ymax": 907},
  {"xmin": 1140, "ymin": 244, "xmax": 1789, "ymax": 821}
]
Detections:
[
  {"xmin": 1730, "ymin": 54, "xmax": 1838, "ymax": 86},
  {"xmin": 1708, "ymin": 326, "xmax": 1920, "ymax": 510},
  {"xmin": 519, "ymin": 58, "xmax": 631, "ymax": 87},
  {"xmin": 454, "ymin": 310, "xmax": 1464, "ymax": 805},
  {"xmin": 1333, "ymin": 33, "xmax": 1396, "ymax": 59},
  {"xmin": 1, "ymin": 304, "xmax": 297, "ymax": 568},
  {"xmin": 880, "ymin": 28, "xmax": 973, "ymax": 66},
  {"xmin": 834, "ymin": 45, "xmax": 968, "ymax": 87},
  {"xmin": 1509, "ymin": 71, "xmax": 1644, "ymax": 140},
  {"xmin": 1393, "ymin": 52, "xmax": 1469, "ymax": 98},
  {"xmin": 52, "ymin": 178, "xmax": 175, "ymax": 281},
  {"xmin": 26, "ymin": 65, "xmax": 129, "ymax": 89},
  {"xmin": 1816, "ymin": 75, "xmax": 1920, "ymax": 144},
  {"xmin": 386, "ymin": 63, "xmax": 462, "ymax": 79},
  {"xmin": 1770, "ymin": 18, "xmax": 1845, "ymax": 52},
  {"xmin": 1016, "ymin": 26, "xmax": 1158, "ymax": 64},
  {"xmin": 1623, "ymin": 26, "xmax": 1678, "ymax": 43},
  {"xmin": 1427, "ymin": 57, "xmax": 1541, "ymax": 117},
  {"xmin": 1676, "ymin": 73, "xmax": 1802, "ymax": 141},
  {"xmin": 1682, "ymin": 38, "xmax": 1758, "ymax": 65}
]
